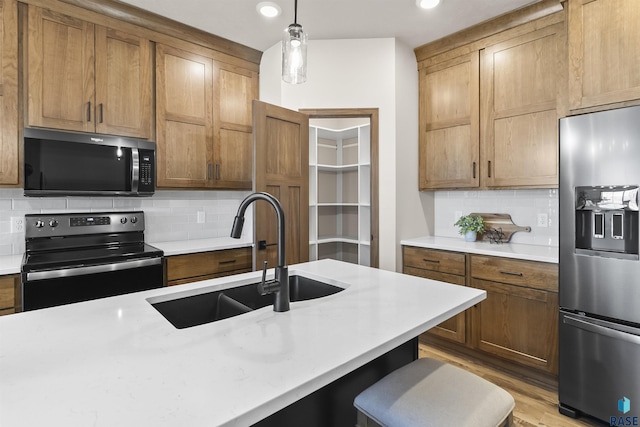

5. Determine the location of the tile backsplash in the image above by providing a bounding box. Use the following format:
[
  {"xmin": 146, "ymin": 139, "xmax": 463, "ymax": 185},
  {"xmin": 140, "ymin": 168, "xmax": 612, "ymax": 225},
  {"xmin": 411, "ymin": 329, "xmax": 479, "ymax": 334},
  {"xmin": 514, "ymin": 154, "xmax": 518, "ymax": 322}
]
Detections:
[
  {"xmin": 0, "ymin": 188, "xmax": 252, "ymax": 256},
  {"xmin": 435, "ymin": 189, "xmax": 558, "ymax": 247}
]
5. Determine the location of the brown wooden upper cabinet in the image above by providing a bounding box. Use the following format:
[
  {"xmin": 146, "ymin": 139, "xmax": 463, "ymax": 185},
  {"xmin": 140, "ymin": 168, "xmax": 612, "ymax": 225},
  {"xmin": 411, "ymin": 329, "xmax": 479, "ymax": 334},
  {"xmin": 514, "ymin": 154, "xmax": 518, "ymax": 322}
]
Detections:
[
  {"xmin": 156, "ymin": 43, "xmax": 256, "ymax": 189},
  {"xmin": 0, "ymin": 0, "xmax": 18, "ymax": 185},
  {"xmin": 419, "ymin": 52, "xmax": 480, "ymax": 189},
  {"xmin": 480, "ymin": 22, "xmax": 563, "ymax": 188},
  {"xmin": 212, "ymin": 61, "xmax": 257, "ymax": 189},
  {"xmin": 26, "ymin": 6, "xmax": 152, "ymax": 138},
  {"xmin": 568, "ymin": 0, "xmax": 640, "ymax": 111},
  {"xmin": 417, "ymin": 7, "xmax": 564, "ymax": 190}
]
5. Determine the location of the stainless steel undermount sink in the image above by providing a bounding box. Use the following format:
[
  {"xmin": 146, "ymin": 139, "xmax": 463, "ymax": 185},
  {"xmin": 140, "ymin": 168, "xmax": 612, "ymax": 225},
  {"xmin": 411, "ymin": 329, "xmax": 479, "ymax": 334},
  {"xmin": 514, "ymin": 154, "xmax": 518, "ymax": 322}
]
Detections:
[{"xmin": 150, "ymin": 275, "xmax": 344, "ymax": 329}]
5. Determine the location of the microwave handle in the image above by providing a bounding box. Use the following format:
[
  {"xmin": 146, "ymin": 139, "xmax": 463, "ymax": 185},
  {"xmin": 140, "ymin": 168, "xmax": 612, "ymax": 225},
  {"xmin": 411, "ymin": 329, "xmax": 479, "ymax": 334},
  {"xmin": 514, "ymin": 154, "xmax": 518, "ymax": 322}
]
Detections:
[{"xmin": 131, "ymin": 148, "xmax": 139, "ymax": 193}]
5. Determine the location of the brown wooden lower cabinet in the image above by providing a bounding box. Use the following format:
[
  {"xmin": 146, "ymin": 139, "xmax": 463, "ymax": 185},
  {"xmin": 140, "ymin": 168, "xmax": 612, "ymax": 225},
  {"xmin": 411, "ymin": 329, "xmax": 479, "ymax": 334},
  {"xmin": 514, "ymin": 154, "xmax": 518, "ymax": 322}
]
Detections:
[
  {"xmin": 402, "ymin": 246, "xmax": 467, "ymax": 344},
  {"xmin": 0, "ymin": 274, "xmax": 20, "ymax": 316},
  {"xmin": 402, "ymin": 246, "xmax": 559, "ymax": 378},
  {"xmin": 470, "ymin": 277, "xmax": 558, "ymax": 375},
  {"xmin": 165, "ymin": 247, "xmax": 252, "ymax": 286}
]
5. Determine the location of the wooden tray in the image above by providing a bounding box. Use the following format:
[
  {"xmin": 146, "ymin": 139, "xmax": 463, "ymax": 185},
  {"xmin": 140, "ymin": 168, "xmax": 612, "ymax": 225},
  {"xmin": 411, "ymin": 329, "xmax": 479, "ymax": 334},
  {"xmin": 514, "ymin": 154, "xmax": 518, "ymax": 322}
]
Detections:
[{"xmin": 470, "ymin": 213, "xmax": 531, "ymax": 243}]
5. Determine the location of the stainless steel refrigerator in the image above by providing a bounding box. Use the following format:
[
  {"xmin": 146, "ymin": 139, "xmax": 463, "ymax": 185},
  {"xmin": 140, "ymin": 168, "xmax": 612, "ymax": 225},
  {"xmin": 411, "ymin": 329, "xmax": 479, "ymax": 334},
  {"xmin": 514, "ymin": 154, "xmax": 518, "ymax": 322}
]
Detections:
[{"xmin": 559, "ymin": 105, "xmax": 640, "ymax": 424}]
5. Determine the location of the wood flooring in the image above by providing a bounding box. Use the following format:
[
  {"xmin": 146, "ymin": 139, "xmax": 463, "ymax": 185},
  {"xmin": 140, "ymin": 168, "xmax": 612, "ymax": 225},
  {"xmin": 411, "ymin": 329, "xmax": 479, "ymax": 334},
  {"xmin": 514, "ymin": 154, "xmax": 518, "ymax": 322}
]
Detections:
[{"xmin": 418, "ymin": 343, "xmax": 607, "ymax": 427}]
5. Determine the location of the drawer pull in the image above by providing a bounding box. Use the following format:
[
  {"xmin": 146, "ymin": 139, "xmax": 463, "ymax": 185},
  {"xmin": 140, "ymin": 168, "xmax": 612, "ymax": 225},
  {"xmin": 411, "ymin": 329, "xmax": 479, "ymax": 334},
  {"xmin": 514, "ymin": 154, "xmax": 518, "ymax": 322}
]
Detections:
[
  {"xmin": 422, "ymin": 258, "xmax": 440, "ymax": 264},
  {"xmin": 499, "ymin": 270, "xmax": 523, "ymax": 277},
  {"xmin": 219, "ymin": 260, "xmax": 237, "ymax": 265}
]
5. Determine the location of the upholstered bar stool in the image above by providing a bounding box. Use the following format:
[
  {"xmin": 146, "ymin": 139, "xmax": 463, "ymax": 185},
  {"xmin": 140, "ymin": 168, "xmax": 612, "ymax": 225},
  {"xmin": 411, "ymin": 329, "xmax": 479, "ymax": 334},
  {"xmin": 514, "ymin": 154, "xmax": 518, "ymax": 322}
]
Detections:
[{"xmin": 354, "ymin": 358, "xmax": 515, "ymax": 427}]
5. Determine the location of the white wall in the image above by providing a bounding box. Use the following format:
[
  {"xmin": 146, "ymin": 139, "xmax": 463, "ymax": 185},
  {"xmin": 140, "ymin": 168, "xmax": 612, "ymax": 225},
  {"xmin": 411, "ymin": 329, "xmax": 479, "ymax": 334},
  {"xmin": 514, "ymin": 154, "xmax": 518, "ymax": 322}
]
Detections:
[
  {"xmin": 393, "ymin": 39, "xmax": 433, "ymax": 269},
  {"xmin": 260, "ymin": 38, "xmax": 420, "ymax": 272},
  {"xmin": 434, "ymin": 189, "xmax": 559, "ymax": 246}
]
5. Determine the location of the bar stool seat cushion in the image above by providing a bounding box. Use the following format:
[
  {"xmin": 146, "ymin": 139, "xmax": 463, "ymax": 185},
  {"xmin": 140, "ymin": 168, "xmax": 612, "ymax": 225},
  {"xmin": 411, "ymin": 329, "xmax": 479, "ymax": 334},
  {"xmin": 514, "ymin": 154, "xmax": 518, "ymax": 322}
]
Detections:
[{"xmin": 354, "ymin": 358, "xmax": 515, "ymax": 427}]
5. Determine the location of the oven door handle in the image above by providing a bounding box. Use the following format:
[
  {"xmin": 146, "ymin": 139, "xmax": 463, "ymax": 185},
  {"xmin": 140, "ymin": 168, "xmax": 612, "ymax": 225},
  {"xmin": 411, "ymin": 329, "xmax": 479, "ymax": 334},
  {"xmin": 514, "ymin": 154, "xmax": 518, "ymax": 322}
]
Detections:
[{"xmin": 26, "ymin": 257, "xmax": 162, "ymax": 281}]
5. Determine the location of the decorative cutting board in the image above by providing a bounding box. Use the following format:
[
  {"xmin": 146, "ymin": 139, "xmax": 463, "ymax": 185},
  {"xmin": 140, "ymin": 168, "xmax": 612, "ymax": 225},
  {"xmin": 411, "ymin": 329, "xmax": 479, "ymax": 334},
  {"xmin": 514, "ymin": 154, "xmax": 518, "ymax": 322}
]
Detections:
[{"xmin": 469, "ymin": 213, "xmax": 531, "ymax": 243}]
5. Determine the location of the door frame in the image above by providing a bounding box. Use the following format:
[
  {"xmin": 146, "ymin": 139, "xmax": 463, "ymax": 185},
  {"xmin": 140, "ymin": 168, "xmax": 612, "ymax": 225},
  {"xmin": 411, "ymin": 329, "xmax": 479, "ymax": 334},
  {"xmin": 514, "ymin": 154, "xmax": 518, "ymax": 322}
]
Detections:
[{"xmin": 300, "ymin": 108, "xmax": 379, "ymax": 268}]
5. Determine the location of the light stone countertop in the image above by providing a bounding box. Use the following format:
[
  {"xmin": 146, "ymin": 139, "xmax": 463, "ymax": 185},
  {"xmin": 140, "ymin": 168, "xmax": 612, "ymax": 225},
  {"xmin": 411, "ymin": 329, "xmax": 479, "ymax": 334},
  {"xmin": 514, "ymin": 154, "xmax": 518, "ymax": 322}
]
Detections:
[
  {"xmin": 0, "ymin": 259, "xmax": 485, "ymax": 427},
  {"xmin": 0, "ymin": 254, "xmax": 23, "ymax": 276},
  {"xmin": 401, "ymin": 235, "xmax": 558, "ymax": 264},
  {"xmin": 149, "ymin": 236, "xmax": 253, "ymax": 256}
]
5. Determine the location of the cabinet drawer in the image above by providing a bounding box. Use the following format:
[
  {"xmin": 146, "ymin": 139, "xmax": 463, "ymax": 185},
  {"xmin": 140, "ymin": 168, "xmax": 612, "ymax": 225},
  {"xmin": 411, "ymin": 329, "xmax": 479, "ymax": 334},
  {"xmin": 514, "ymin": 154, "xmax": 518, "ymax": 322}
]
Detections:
[
  {"xmin": 166, "ymin": 247, "xmax": 252, "ymax": 282},
  {"xmin": 0, "ymin": 275, "xmax": 17, "ymax": 311},
  {"xmin": 403, "ymin": 246, "xmax": 466, "ymax": 276},
  {"xmin": 471, "ymin": 255, "xmax": 557, "ymax": 291},
  {"xmin": 403, "ymin": 266, "xmax": 466, "ymax": 287}
]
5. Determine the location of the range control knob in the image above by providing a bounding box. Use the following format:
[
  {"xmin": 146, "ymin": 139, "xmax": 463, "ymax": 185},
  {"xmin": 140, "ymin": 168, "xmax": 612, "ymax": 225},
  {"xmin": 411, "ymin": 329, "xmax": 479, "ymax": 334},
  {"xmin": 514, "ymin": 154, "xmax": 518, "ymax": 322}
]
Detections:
[
  {"xmin": 120, "ymin": 217, "xmax": 128, "ymax": 224},
  {"xmin": 35, "ymin": 220, "xmax": 45, "ymax": 228},
  {"xmin": 130, "ymin": 216, "xmax": 138, "ymax": 224},
  {"xmin": 49, "ymin": 219, "xmax": 59, "ymax": 228}
]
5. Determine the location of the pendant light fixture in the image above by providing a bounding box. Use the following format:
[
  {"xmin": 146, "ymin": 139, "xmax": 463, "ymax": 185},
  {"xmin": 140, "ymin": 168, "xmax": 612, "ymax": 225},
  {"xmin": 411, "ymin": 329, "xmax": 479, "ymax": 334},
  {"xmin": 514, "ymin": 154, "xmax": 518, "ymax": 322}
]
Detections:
[{"xmin": 282, "ymin": 0, "xmax": 307, "ymax": 84}]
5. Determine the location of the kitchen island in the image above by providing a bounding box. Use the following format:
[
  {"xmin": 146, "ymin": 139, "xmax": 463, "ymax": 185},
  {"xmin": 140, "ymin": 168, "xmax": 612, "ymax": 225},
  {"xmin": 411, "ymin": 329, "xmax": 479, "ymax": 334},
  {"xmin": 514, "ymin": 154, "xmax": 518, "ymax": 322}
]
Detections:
[{"xmin": 0, "ymin": 259, "xmax": 485, "ymax": 426}]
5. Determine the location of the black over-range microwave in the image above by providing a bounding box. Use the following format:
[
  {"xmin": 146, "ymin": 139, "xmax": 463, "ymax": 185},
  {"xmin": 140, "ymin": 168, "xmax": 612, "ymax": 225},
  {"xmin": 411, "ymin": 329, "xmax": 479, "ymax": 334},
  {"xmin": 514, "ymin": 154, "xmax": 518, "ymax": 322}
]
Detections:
[{"xmin": 23, "ymin": 128, "xmax": 156, "ymax": 197}]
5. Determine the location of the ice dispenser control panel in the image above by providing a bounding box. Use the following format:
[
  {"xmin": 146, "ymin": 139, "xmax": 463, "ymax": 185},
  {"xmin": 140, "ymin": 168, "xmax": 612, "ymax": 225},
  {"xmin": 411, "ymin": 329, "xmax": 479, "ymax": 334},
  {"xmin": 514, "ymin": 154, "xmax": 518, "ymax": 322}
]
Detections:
[{"xmin": 575, "ymin": 185, "xmax": 639, "ymax": 259}]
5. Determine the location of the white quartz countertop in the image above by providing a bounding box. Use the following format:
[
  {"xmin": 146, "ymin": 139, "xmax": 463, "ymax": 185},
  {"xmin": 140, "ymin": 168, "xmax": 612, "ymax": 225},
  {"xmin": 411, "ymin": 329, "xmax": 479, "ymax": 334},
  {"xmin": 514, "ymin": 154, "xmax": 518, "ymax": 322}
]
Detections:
[
  {"xmin": 0, "ymin": 254, "xmax": 22, "ymax": 275},
  {"xmin": 149, "ymin": 236, "xmax": 253, "ymax": 256},
  {"xmin": 0, "ymin": 259, "xmax": 485, "ymax": 427},
  {"xmin": 401, "ymin": 236, "xmax": 558, "ymax": 263}
]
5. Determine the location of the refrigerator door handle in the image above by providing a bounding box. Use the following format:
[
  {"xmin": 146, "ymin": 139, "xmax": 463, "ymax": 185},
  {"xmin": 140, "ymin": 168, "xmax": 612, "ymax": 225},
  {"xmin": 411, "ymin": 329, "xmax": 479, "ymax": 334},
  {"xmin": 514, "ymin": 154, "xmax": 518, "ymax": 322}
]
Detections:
[{"xmin": 564, "ymin": 314, "xmax": 640, "ymax": 345}]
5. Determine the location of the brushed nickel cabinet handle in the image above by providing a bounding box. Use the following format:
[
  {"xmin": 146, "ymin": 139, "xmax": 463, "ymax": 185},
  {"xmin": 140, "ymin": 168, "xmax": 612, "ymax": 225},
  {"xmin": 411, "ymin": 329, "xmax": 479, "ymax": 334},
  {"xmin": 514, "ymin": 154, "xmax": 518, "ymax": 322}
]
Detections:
[
  {"xmin": 99, "ymin": 103, "xmax": 104, "ymax": 123},
  {"xmin": 87, "ymin": 101, "xmax": 91, "ymax": 122},
  {"xmin": 215, "ymin": 164, "xmax": 220, "ymax": 180},
  {"xmin": 219, "ymin": 259, "xmax": 237, "ymax": 264},
  {"xmin": 499, "ymin": 270, "xmax": 523, "ymax": 277},
  {"xmin": 207, "ymin": 164, "xmax": 213, "ymax": 180},
  {"xmin": 422, "ymin": 258, "xmax": 440, "ymax": 264}
]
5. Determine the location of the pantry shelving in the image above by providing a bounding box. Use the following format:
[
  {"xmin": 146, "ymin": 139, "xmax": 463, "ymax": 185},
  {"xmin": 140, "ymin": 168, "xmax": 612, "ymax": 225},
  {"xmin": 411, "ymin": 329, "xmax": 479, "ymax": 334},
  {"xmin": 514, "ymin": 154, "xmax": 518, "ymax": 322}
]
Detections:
[{"xmin": 309, "ymin": 121, "xmax": 371, "ymax": 266}]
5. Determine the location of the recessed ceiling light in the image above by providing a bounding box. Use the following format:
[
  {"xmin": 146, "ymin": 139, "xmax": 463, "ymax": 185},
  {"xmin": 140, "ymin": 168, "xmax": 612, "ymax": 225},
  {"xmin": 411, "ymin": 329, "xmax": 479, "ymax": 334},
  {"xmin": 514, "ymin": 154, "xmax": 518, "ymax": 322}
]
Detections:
[
  {"xmin": 257, "ymin": 2, "xmax": 282, "ymax": 18},
  {"xmin": 416, "ymin": 0, "xmax": 441, "ymax": 9}
]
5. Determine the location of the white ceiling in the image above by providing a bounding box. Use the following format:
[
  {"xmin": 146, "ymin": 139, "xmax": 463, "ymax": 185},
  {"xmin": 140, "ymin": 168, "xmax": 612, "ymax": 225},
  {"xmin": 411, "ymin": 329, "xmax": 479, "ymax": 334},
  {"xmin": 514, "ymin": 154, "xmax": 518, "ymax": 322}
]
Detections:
[{"xmin": 116, "ymin": 0, "xmax": 541, "ymax": 52}]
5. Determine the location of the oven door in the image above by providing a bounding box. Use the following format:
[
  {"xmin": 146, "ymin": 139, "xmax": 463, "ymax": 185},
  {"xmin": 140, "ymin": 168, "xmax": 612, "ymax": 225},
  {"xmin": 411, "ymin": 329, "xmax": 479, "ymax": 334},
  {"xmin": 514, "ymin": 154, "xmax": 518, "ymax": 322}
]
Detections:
[{"xmin": 22, "ymin": 257, "xmax": 163, "ymax": 311}]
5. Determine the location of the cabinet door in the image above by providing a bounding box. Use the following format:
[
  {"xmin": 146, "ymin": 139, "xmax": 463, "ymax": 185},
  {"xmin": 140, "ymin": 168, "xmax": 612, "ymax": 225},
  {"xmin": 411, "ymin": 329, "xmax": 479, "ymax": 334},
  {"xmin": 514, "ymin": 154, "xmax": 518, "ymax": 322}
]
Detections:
[
  {"xmin": 471, "ymin": 277, "xmax": 558, "ymax": 374},
  {"xmin": 95, "ymin": 26, "xmax": 151, "ymax": 138},
  {"xmin": 403, "ymin": 246, "xmax": 467, "ymax": 344},
  {"xmin": 419, "ymin": 52, "xmax": 479, "ymax": 189},
  {"xmin": 568, "ymin": 0, "xmax": 640, "ymax": 110},
  {"xmin": 0, "ymin": 274, "xmax": 18, "ymax": 315},
  {"xmin": 0, "ymin": 0, "xmax": 18, "ymax": 185},
  {"xmin": 156, "ymin": 44, "xmax": 213, "ymax": 188},
  {"xmin": 481, "ymin": 23, "xmax": 563, "ymax": 188},
  {"xmin": 27, "ymin": 7, "xmax": 94, "ymax": 132},
  {"xmin": 212, "ymin": 62, "xmax": 257, "ymax": 189}
]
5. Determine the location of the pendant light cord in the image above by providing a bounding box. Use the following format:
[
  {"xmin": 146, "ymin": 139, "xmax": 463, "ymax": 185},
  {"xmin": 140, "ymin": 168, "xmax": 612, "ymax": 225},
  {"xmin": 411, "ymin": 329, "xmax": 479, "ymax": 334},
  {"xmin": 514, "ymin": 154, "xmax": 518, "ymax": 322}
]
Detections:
[{"xmin": 294, "ymin": 0, "xmax": 298, "ymax": 24}]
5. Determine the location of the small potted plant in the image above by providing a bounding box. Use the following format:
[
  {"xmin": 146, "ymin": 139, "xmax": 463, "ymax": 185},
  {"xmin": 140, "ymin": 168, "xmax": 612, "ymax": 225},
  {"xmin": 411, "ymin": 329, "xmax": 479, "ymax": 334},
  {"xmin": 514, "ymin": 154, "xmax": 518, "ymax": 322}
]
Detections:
[{"xmin": 454, "ymin": 214, "xmax": 485, "ymax": 242}]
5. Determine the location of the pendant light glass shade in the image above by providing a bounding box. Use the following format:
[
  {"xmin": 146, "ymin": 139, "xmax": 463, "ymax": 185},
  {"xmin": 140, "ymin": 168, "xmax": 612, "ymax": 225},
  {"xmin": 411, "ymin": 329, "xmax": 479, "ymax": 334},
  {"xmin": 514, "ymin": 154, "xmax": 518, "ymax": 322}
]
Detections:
[{"xmin": 282, "ymin": 2, "xmax": 307, "ymax": 84}]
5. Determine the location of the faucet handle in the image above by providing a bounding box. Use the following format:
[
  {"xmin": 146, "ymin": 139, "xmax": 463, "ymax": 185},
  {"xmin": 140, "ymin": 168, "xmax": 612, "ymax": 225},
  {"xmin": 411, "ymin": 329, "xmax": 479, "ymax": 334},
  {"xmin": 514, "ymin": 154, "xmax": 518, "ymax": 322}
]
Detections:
[
  {"xmin": 258, "ymin": 261, "xmax": 270, "ymax": 295},
  {"xmin": 261, "ymin": 261, "xmax": 268, "ymax": 283}
]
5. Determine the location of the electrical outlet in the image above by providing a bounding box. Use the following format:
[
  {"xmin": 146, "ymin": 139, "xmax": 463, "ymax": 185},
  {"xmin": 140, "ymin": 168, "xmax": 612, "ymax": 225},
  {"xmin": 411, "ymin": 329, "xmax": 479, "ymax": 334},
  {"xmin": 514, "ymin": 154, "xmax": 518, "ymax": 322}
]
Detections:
[
  {"xmin": 537, "ymin": 213, "xmax": 548, "ymax": 228},
  {"xmin": 10, "ymin": 216, "xmax": 24, "ymax": 233},
  {"xmin": 197, "ymin": 211, "xmax": 206, "ymax": 224}
]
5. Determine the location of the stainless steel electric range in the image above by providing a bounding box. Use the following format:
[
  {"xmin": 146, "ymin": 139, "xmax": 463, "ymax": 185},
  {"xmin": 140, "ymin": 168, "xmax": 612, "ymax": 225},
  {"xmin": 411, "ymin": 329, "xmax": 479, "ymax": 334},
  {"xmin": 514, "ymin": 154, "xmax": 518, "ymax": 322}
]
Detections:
[{"xmin": 21, "ymin": 211, "xmax": 163, "ymax": 311}]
